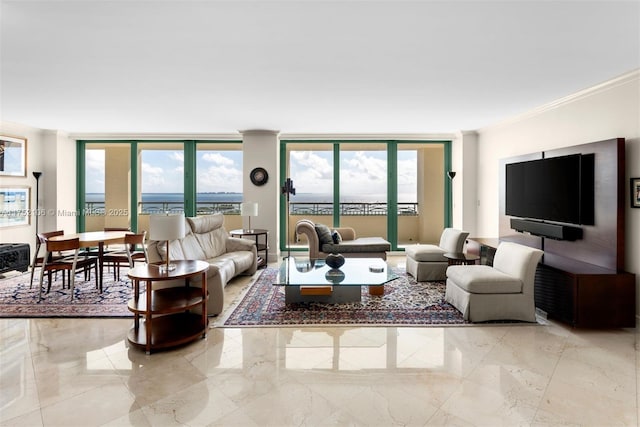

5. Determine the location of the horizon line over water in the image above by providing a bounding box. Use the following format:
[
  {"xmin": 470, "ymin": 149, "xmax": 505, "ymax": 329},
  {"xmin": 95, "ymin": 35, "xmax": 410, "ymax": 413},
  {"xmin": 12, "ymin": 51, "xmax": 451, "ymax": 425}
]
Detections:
[{"xmin": 86, "ymin": 193, "xmax": 415, "ymax": 203}]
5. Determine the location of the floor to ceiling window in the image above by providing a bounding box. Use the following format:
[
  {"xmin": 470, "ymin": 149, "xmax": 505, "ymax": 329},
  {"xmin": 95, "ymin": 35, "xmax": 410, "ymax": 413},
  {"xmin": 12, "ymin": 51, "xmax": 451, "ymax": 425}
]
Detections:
[
  {"xmin": 196, "ymin": 143, "xmax": 243, "ymax": 216},
  {"xmin": 285, "ymin": 143, "xmax": 335, "ymax": 247},
  {"xmin": 281, "ymin": 140, "xmax": 451, "ymax": 252},
  {"xmin": 78, "ymin": 140, "xmax": 243, "ymax": 233},
  {"xmin": 339, "ymin": 143, "xmax": 388, "ymax": 239},
  {"xmin": 81, "ymin": 143, "xmax": 132, "ymax": 232}
]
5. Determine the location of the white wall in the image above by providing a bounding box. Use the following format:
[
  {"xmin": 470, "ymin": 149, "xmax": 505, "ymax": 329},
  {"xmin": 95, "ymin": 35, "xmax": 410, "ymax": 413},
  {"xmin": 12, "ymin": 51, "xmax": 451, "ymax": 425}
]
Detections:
[
  {"xmin": 241, "ymin": 130, "xmax": 280, "ymax": 262},
  {"xmin": 475, "ymin": 70, "xmax": 640, "ymax": 311},
  {"xmin": 0, "ymin": 122, "xmax": 46, "ymax": 255},
  {"xmin": 453, "ymin": 131, "xmax": 479, "ymax": 235},
  {"xmin": 0, "ymin": 122, "xmax": 77, "ymax": 257}
]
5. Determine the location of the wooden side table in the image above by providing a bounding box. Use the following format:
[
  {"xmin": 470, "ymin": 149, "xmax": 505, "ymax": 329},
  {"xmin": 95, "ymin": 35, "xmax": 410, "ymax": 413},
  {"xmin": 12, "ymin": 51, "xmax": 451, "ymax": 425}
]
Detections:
[
  {"xmin": 230, "ymin": 229, "xmax": 268, "ymax": 268},
  {"xmin": 127, "ymin": 260, "xmax": 209, "ymax": 354},
  {"xmin": 444, "ymin": 252, "xmax": 480, "ymax": 266}
]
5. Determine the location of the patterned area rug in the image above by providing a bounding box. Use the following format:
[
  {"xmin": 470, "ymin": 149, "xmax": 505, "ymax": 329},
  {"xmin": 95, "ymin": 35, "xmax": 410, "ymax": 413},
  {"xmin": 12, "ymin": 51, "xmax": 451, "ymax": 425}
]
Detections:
[
  {"xmin": 220, "ymin": 267, "xmax": 468, "ymax": 327},
  {"xmin": 0, "ymin": 270, "xmax": 138, "ymax": 318}
]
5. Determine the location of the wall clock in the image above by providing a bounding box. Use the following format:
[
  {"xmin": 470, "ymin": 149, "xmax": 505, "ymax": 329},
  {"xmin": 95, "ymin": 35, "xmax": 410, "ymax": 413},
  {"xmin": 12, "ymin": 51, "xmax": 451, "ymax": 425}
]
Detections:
[{"xmin": 250, "ymin": 167, "xmax": 269, "ymax": 186}]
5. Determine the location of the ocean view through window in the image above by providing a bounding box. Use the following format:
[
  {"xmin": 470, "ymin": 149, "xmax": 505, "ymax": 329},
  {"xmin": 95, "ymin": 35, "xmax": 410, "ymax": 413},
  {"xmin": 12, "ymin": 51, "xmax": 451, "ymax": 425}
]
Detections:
[{"xmin": 85, "ymin": 193, "xmax": 416, "ymax": 216}]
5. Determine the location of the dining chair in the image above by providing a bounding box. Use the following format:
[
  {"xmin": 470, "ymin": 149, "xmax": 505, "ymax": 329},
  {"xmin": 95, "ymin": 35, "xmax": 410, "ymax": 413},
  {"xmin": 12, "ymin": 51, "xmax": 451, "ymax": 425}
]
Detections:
[
  {"xmin": 103, "ymin": 232, "xmax": 148, "ymax": 281},
  {"xmin": 29, "ymin": 230, "xmax": 67, "ymax": 288},
  {"xmin": 38, "ymin": 237, "xmax": 99, "ymax": 300}
]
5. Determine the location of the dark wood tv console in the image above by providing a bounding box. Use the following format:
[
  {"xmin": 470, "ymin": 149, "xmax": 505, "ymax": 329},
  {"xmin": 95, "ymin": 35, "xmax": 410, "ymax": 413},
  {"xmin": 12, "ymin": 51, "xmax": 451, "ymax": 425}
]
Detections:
[
  {"xmin": 535, "ymin": 253, "xmax": 635, "ymax": 328},
  {"xmin": 492, "ymin": 137, "xmax": 636, "ymax": 328},
  {"xmin": 467, "ymin": 238, "xmax": 636, "ymax": 328}
]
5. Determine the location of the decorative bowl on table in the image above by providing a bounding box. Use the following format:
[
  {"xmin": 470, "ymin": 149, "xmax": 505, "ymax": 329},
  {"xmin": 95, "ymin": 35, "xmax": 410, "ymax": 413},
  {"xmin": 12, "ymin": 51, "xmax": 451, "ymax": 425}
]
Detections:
[{"xmin": 325, "ymin": 253, "xmax": 345, "ymax": 269}]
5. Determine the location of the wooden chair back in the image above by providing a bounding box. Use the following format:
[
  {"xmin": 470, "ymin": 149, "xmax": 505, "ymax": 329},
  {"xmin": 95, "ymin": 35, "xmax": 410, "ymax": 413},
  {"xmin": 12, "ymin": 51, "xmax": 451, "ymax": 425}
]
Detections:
[{"xmin": 46, "ymin": 237, "xmax": 80, "ymax": 253}]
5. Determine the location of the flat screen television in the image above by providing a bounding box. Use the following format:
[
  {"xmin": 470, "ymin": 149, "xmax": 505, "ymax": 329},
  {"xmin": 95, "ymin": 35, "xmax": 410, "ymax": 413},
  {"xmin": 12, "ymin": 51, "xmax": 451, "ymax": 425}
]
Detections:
[{"xmin": 505, "ymin": 153, "xmax": 594, "ymax": 225}]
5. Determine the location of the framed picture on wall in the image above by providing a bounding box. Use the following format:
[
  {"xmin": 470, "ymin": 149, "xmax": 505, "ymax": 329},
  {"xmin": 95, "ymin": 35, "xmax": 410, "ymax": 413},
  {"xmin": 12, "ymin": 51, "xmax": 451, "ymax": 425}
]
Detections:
[
  {"xmin": 0, "ymin": 135, "xmax": 27, "ymax": 177},
  {"xmin": 632, "ymin": 178, "xmax": 640, "ymax": 208},
  {"xmin": 0, "ymin": 186, "xmax": 31, "ymax": 228}
]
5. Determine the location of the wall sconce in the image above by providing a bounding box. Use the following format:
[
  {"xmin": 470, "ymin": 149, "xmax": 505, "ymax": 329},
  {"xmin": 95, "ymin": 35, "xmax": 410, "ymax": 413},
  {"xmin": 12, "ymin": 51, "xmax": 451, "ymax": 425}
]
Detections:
[
  {"xmin": 240, "ymin": 202, "xmax": 258, "ymax": 232},
  {"xmin": 447, "ymin": 171, "xmax": 456, "ymax": 180}
]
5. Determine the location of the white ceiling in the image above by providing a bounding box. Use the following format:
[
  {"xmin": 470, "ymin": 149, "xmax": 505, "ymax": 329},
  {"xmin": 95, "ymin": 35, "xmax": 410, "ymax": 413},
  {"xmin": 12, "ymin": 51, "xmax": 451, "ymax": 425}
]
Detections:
[{"xmin": 1, "ymin": 0, "xmax": 639, "ymax": 135}]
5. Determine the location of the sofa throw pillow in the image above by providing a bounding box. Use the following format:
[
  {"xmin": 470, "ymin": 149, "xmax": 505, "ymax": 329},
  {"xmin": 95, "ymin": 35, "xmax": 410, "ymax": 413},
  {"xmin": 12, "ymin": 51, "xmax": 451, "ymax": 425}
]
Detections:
[
  {"xmin": 332, "ymin": 230, "xmax": 343, "ymax": 244},
  {"xmin": 315, "ymin": 223, "xmax": 334, "ymax": 245}
]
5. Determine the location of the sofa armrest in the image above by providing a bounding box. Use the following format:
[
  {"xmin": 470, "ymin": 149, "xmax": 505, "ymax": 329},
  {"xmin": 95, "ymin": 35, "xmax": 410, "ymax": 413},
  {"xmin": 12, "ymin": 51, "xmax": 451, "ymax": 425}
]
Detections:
[
  {"xmin": 295, "ymin": 220, "xmax": 321, "ymax": 258},
  {"xmin": 334, "ymin": 227, "xmax": 356, "ymax": 241},
  {"xmin": 226, "ymin": 236, "xmax": 255, "ymax": 253}
]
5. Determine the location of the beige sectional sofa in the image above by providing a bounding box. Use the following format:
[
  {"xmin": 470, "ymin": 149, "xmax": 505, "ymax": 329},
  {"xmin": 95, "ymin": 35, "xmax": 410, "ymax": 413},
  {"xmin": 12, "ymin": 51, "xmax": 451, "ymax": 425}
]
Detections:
[
  {"xmin": 147, "ymin": 213, "xmax": 258, "ymax": 316},
  {"xmin": 295, "ymin": 219, "xmax": 391, "ymax": 260}
]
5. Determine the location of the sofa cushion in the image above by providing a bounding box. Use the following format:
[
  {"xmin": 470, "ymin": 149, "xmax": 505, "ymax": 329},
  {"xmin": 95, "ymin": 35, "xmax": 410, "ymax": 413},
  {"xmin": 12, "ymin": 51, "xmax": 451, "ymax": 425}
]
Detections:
[
  {"xmin": 446, "ymin": 265, "xmax": 523, "ymax": 294},
  {"xmin": 157, "ymin": 239, "xmax": 186, "ymax": 261},
  {"xmin": 187, "ymin": 214, "xmax": 223, "ymax": 233},
  {"xmin": 332, "ymin": 230, "xmax": 343, "ymax": 244},
  {"xmin": 405, "ymin": 244, "xmax": 446, "ymax": 262},
  {"xmin": 315, "ymin": 223, "xmax": 334, "ymax": 245},
  {"xmin": 439, "ymin": 228, "xmax": 469, "ymax": 253},
  {"xmin": 322, "ymin": 237, "xmax": 391, "ymax": 254},
  {"xmin": 207, "ymin": 256, "xmax": 236, "ymax": 286},
  {"xmin": 180, "ymin": 233, "xmax": 207, "ymax": 260}
]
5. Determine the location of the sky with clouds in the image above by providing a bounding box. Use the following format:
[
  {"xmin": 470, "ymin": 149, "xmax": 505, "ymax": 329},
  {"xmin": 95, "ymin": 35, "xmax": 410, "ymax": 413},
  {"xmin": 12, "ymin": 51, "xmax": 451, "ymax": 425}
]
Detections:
[{"xmin": 85, "ymin": 148, "xmax": 417, "ymax": 202}]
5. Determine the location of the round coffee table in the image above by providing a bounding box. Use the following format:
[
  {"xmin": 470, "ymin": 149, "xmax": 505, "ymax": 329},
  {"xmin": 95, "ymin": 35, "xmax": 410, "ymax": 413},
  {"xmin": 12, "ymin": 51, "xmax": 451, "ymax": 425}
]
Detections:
[{"xmin": 443, "ymin": 252, "xmax": 480, "ymax": 266}]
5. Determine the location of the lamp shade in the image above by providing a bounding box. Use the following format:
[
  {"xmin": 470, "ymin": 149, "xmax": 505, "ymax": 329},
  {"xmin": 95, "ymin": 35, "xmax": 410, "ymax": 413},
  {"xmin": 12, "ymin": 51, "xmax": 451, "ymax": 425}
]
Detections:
[
  {"xmin": 240, "ymin": 202, "xmax": 258, "ymax": 217},
  {"xmin": 149, "ymin": 213, "xmax": 186, "ymax": 241}
]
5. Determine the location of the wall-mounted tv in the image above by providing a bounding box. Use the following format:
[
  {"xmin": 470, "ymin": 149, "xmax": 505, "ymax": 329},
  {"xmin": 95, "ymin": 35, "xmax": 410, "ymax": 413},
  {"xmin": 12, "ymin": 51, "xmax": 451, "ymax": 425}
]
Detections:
[{"xmin": 505, "ymin": 153, "xmax": 594, "ymax": 225}]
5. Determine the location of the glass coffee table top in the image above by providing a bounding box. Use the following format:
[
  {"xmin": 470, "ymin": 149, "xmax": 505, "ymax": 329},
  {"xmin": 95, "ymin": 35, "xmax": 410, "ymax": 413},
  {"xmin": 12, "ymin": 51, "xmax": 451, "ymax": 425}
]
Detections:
[{"xmin": 275, "ymin": 257, "xmax": 398, "ymax": 286}]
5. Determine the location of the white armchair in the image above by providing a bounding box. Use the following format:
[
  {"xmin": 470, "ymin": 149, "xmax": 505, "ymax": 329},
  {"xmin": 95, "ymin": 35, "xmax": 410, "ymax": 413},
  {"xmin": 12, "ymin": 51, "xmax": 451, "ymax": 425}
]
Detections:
[
  {"xmin": 405, "ymin": 228, "xmax": 469, "ymax": 281},
  {"xmin": 445, "ymin": 241, "xmax": 543, "ymax": 322}
]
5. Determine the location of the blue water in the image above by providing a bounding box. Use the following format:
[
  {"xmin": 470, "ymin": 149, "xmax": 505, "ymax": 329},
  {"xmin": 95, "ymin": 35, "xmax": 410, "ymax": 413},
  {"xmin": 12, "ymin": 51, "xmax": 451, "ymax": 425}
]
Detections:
[{"xmin": 85, "ymin": 193, "xmax": 392, "ymax": 203}]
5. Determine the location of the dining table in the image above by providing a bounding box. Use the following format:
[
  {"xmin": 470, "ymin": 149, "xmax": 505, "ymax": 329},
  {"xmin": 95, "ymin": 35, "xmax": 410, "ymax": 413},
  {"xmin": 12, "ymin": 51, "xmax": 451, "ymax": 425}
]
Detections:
[{"xmin": 49, "ymin": 230, "xmax": 129, "ymax": 292}]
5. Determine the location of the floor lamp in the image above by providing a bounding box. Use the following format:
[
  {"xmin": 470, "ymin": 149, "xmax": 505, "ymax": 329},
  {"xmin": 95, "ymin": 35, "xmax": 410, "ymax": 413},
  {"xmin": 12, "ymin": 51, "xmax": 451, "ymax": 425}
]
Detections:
[
  {"xmin": 33, "ymin": 172, "xmax": 42, "ymax": 239},
  {"xmin": 448, "ymin": 171, "xmax": 456, "ymax": 222},
  {"xmin": 281, "ymin": 178, "xmax": 296, "ymax": 259}
]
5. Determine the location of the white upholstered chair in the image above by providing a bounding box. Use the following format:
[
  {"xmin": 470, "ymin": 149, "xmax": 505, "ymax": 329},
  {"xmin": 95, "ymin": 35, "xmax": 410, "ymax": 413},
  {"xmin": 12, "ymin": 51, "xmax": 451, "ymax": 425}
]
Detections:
[
  {"xmin": 444, "ymin": 241, "xmax": 544, "ymax": 322},
  {"xmin": 405, "ymin": 228, "xmax": 469, "ymax": 281}
]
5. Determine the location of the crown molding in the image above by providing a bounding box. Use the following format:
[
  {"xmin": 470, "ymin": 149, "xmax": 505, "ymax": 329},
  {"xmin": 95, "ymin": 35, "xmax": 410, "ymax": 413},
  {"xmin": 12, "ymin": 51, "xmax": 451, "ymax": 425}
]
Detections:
[
  {"xmin": 480, "ymin": 69, "xmax": 640, "ymax": 132},
  {"xmin": 279, "ymin": 132, "xmax": 456, "ymax": 141},
  {"xmin": 68, "ymin": 132, "xmax": 242, "ymax": 141}
]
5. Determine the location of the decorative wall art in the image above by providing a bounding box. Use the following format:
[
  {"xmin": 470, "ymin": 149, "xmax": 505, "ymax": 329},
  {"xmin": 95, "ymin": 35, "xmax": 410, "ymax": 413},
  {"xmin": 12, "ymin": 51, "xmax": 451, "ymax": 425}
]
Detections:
[
  {"xmin": 0, "ymin": 135, "xmax": 27, "ymax": 177},
  {"xmin": 0, "ymin": 187, "xmax": 31, "ymax": 228},
  {"xmin": 631, "ymin": 178, "xmax": 640, "ymax": 208}
]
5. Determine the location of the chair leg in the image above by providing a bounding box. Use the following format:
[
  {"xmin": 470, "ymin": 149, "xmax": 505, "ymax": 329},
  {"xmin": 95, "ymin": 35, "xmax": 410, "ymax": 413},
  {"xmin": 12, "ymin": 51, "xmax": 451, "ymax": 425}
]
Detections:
[
  {"xmin": 70, "ymin": 271, "xmax": 75, "ymax": 300},
  {"xmin": 29, "ymin": 260, "xmax": 38, "ymax": 289}
]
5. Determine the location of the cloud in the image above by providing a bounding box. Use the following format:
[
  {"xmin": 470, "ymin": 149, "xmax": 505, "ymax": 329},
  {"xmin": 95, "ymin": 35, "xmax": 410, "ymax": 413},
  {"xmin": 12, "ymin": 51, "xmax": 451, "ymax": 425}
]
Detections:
[
  {"xmin": 289, "ymin": 149, "xmax": 417, "ymax": 202},
  {"xmin": 290, "ymin": 151, "xmax": 333, "ymax": 193},
  {"xmin": 340, "ymin": 151, "xmax": 387, "ymax": 196},
  {"xmin": 197, "ymin": 164, "xmax": 242, "ymax": 193},
  {"xmin": 202, "ymin": 152, "xmax": 235, "ymax": 166}
]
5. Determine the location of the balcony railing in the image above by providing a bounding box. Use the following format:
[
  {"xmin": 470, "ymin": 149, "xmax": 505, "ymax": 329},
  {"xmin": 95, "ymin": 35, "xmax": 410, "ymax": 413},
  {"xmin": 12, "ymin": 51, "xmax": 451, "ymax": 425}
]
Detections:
[{"xmin": 84, "ymin": 201, "xmax": 419, "ymax": 216}]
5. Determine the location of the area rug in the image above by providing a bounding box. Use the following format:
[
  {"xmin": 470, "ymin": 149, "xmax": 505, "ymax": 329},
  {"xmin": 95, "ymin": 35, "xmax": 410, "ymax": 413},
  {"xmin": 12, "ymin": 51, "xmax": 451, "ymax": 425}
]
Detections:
[
  {"xmin": 0, "ymin": 270, "xmax": 138, "ymax": 318},
  {"xmin": 219, "ymin": 267, "xmax": 468, "ymax": 327}
]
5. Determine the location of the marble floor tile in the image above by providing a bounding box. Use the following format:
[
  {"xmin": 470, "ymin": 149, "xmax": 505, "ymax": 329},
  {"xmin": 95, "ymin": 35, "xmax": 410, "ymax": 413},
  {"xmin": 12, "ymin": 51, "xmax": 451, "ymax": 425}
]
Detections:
[{"xmin": 0, "ymin": 262, "xmax": 638, "ymax": 426}]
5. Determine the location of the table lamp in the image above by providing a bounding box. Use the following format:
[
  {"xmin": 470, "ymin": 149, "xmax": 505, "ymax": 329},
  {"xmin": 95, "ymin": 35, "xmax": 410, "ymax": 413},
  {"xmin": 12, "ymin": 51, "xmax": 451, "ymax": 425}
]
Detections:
[
  {"xmin": 149, "ymin": 213, "xmax": 185, "ymax": 273},
  {"xmin": 240, "ymin": 202, "xmax": 258, "ymax": 232}
]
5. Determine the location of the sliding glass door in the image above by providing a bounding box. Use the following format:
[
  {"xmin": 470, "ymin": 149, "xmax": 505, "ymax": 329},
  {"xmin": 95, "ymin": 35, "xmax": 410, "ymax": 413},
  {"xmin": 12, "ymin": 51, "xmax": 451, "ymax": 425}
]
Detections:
[
  {"xmin": 281, "ymin": 140, "xmax": 451, "ymax": 252},
  {"xmin": 78, "ymin": 140, "xmax": 242, "ymax": 233}
]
